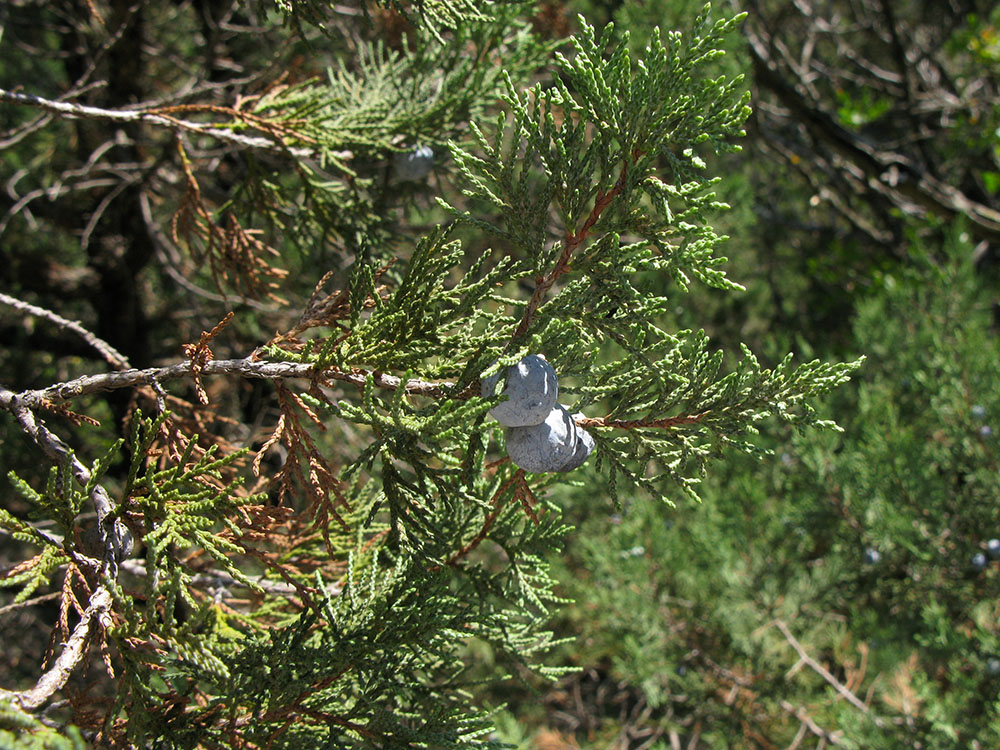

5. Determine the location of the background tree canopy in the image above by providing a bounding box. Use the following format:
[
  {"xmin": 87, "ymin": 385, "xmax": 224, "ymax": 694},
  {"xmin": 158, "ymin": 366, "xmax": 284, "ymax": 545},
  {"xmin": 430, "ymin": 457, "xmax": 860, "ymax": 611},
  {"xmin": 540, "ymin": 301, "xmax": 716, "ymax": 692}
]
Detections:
[{"xmin": 0, "ymin": 0, "xmax": 997, "ymax": 748}]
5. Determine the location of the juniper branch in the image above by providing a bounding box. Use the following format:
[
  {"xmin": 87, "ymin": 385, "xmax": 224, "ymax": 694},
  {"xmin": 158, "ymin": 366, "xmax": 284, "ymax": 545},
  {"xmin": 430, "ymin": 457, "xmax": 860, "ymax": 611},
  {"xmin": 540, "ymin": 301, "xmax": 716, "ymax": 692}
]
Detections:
[
  {"xmin": 0, "ymin": 292, "xmax": 131, "ymax": 369},
  {"xmin": 576, "ymin": 412, "xmax": 708, "ymax": 429},
  {"xmin": 3, "ymin": 358, "xmax": 714, "ymax": 436},
  {"xmin": 0, "ymin": 586, "xmax": 113, "ymax": 711},
  {"xmin": 118, "ymin": 559, "xmax": 312, "ymax": 598},
  {"xmin": 778, "ymin": 701, "xmax": 845, "ymax": 747},
  {"xmin": 510, "ymin": 156, "xmax": 633, "ymax": 342},
  {"xmin": 0, "ymin": 520, "xmax": 68, "ymax": 550},
  {"xmin": 0, "ymin": 392, "xmax": 127, "ymax": 711},
  {"xmin": 0, "ymin": 591, "xmax": 63, "ymax": 617},
  {"xmin": 0, "ymin": 387, "xmax": 132, "ymax": 570},
  {"xmin": 2, "ymin": 358, "xmax": 458, "ymax": 407},
  {"xmin": 0, "ymin": 88, "xmax": 348, "ymax": 160},
  {"xmin": 435, "ymin": 468, "xmax": 523, "ymax": 570}
]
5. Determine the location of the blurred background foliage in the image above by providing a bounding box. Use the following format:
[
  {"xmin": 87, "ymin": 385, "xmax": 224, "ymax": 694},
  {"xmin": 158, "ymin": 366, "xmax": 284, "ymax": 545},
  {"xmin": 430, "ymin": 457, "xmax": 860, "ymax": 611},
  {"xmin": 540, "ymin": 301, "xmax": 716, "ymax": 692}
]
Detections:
[{"xmin": 1, "ymin": 0, "xmax": 999, "ymax": 747}]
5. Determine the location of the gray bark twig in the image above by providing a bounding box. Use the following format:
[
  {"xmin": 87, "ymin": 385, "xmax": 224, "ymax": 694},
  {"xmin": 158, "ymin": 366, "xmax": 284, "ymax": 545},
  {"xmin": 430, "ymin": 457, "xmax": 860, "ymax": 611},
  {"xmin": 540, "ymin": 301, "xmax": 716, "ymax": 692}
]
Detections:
[
  {"xmin": 0, "ymin": 386, "xmax": 133, "ymax": 712},
  {"xmin": 769, "ymin": 618, "xmax": 886, "ymax": 729},
  {"xmin": 0, "ymin": 292, "xmax": 131, "ymax": 369},
  {"xmin": 0, "ymin": 87, "xmax": 352, "ymax": 161},
  {"xmin": 3, "ymin": 357, "xmax": 459, "ymax": 408},
  {"xmin": 0, "ymin": 87, "xmax": 306, "ymax": 155},
  {"xmin": 0, "ymin": 587, "xmax": 113, "ymax": 710},
  {"xmin": 779, "ymin": 701, "xmax": 842, "ymax": 747},
  {"xmin": 0, "ymin": 388, "xmax": 133, "ymax": 569},
  {"xmin": 0, "ymin": 591, "xmax": 63, "ymax": 617}
]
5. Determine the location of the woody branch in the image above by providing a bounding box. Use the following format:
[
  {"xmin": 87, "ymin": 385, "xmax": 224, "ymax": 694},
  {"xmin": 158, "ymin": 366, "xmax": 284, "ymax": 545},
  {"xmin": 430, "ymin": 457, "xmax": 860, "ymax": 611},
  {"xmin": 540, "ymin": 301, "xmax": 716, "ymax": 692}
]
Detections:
[
  {"xmin": 0, "ymin": 87, "xmax": 349, "ymax": 161},
  {"xmin": 1, "ymin": 357, "xmax": 708, "ymax": 432},
  {"xmin": 0, "ymin": 292, "xmax": 131, "ymax": 369},
  {"xmin": 0, "ymin": 388, "xmax": 130, "ymax": 712}
]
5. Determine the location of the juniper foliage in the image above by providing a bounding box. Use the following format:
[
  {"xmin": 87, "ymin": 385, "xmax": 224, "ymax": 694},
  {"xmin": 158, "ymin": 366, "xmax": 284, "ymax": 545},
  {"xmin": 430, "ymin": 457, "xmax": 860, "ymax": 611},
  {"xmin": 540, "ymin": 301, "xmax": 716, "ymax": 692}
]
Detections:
[
  {"xmin": 0, "ymin": 3, "xmax": 861, "ymax": 746},
  {"xmin": 0, "ymin": 700, "xmax": 87, "ymax": 750},
  {"xmin": 439, "ymin": 8, "xmax": 858, "ymax": 502},
  {"xmin": 546, "ymin": 229, "xmax": 1000, "ymax": 747},
  {"xmin": 171, "ymin": 6, "xmax": 552, "ymax": 296}
]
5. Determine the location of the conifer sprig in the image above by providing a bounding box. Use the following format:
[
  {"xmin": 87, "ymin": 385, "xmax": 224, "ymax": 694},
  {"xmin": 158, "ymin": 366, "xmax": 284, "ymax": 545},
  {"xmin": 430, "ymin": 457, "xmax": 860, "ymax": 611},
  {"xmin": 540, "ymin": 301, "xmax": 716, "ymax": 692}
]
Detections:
[
  {"xmin": 207, "ymin": 9, "xmax": 553, "ymax": 275},
  {"xmin": 264, "ymin": 0, "xmax": 506, "ymax": 40}
]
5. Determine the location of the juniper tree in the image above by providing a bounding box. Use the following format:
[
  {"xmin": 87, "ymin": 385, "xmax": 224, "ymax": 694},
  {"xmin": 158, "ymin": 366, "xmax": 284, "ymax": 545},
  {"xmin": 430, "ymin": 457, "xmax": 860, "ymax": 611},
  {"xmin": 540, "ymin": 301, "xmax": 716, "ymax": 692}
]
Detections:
[{"xmin": 0, "ymin": 2, "xmax": 860, "ymax": 746}]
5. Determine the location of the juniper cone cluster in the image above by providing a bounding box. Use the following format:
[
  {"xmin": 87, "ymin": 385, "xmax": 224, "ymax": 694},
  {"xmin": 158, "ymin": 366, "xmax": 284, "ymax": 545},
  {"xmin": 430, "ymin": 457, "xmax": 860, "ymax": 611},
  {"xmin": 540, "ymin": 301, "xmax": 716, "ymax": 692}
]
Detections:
[
  {"xmin": 482, "ymin": 355, "xmax": 594, "ymax": 472},
  {"xmin": 481, "ymin": 355, "xmax": 559, "ymax": 427}
]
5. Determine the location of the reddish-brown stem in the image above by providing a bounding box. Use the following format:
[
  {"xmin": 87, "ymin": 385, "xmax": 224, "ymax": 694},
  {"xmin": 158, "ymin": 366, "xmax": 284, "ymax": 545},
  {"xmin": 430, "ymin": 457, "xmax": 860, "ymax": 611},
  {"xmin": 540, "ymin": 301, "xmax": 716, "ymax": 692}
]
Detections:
[
  {"xmin": 260, "ymin": 669, "xmax": 368, "ymax": 743},
  {"xmin": 514, "ymin": 472, "xmax": 541, "ymax": 525},
  {"xmin": 576, "ymin": 411, "xmax": 708, "ymax": 430},
  {"xmin": 510, "ymin": 154, "xmax": 634, "ymax": 342},
  {"xmin": 437, "ymin": 469, "xmax": 524, "ymax": 570}
]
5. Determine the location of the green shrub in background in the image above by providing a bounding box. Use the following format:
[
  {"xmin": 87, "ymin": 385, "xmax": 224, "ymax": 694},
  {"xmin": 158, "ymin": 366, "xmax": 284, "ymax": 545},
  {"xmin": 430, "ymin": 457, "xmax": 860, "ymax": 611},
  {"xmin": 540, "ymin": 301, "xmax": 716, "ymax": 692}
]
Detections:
[{"xmin": 534, "ymin": 231, "xmax": 1000, "ymax": 748}]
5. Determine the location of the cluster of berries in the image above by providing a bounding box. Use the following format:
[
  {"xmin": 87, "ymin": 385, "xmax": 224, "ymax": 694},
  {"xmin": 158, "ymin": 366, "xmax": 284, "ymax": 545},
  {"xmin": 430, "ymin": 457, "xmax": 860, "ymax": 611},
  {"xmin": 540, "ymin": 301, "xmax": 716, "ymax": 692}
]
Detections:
[
  {"xmin": 481, "ymin": 355, "xmax": 594, "ymax": 473},
  {"xmin": 971, "ymin": 538, "xmax": 1000, "ymax": 572},
  {"xmin": 867, "ymin": 538, "xmax": 1000, "ymax": 572}
]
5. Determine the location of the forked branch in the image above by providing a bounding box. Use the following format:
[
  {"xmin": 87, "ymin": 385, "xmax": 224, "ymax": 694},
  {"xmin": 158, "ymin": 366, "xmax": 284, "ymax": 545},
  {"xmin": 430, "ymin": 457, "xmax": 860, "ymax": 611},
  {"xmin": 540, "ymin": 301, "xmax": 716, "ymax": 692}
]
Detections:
[{"xmin": 0, "ymin": 88, "xmax": 321, "ymax": 159}]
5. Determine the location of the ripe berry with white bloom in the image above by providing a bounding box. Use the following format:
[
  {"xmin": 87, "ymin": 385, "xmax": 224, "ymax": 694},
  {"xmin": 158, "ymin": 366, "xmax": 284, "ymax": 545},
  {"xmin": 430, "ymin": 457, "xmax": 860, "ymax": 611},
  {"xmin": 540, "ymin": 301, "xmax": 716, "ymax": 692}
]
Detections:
[
  {"xmin": 393, "ymin": 145, "xmax": 435, "ymax": 181},
  {"xmin": 972, "ymin": 552, "xmax": 988, "ymax": 571},
  {"xmin": 557, "ymin": 424, "xmax": 594, "ymax": 471},
  {"xmin": 481, "ymin": 355, "xmax": 558, "ymax": 427},
  {"xmin": 988, "ymin": 539, "xmax": 1000, "ymax": 560},
  {"xmin": 505, "ymin": 404, "xmax": 579, "ymax": 473}
]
